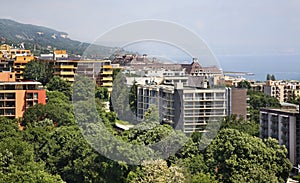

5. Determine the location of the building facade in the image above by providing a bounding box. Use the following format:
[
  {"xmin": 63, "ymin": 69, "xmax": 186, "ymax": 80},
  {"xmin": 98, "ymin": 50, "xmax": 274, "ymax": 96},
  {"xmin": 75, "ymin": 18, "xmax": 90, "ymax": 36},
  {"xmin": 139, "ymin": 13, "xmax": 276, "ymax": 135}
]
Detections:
[
  {"xmin": 0, "ymin": 82, "xmax": 46, "ymax": 118},
  {"xmin": 226, "ymin": 88, "xmax": 249, "ymax": 119},
  {"xmin": 53, "ymin": 60, "xmax": 78, "ymax": 82},
  {"xmin": 137, "ymin": 83, "xmax": 227, "ymax": 133},
  {"xmin": 260, "ymin": 103, "xmax": 300, "ymax": 165},
  {"xmin": 264, "ymin": 80, "xmax": 300, "ymax": 102},
  {"xmin": 76, "ymin": 60, "xmax": 114, "ymax": 92}
]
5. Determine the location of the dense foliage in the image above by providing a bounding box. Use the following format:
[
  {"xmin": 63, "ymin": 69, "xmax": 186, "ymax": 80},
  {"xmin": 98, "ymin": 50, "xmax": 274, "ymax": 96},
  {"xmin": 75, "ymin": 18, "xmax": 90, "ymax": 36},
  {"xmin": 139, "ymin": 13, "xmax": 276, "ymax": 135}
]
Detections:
[
  {"xmin": 247, "ymin": 90, "xmax": 281, "ymax": 122},
  {"xmin": 23, "ymin": 60, "xmax": 54, "ymax": 85},
  {"xmin": 0, "ymin": 74, "xmax": 292, "ymax": 182}
]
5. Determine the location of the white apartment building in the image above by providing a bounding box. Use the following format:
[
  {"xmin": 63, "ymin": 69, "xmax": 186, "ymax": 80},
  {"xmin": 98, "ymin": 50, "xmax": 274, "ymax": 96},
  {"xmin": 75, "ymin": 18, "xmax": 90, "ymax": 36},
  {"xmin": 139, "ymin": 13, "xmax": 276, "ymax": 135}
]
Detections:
[{"xmin": 137, "ymin": 83, "xmax": 227, "ymax": 133}]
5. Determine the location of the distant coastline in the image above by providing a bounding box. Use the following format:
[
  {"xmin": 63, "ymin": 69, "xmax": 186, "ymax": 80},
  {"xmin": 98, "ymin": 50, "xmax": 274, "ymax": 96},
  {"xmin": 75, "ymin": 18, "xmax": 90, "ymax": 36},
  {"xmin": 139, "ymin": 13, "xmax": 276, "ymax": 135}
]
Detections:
[{"xmin": 218, "ymin": 54, "xmax": 300, "ymax": 81}]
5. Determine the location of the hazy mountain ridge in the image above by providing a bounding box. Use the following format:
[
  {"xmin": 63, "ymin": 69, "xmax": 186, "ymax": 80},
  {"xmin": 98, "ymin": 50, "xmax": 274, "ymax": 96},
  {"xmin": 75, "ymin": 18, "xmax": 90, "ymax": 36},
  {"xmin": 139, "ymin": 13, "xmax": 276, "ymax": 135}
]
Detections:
[{"xmin": 0, "ymin": 19, "xmax": 115, "ymax": 57}]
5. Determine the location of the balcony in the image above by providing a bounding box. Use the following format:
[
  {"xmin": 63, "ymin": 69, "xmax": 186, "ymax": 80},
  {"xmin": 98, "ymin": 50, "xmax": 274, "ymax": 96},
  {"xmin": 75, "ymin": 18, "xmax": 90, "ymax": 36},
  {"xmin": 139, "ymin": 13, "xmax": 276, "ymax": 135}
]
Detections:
[
  {"xmin": 102, "ymin": 71, "xmax": 113, "ymax": 75},
  {"xmin": 102, "ymin": 82, "xmax": 113, "ymax": 87},
  {"xmin": 56, "ymin": 65, "xmax": 75, "ymax": 69},
  {"xmin": 13, "ymin": 65, "xmax": 25, "ymax": 69},
  {"xmin": 54, "ymin": 71, "xmax": 75, "ymax": 76},
  {"xmin": 101, "ymin": 77, "xmax": 113, "ymax": 81},
  {"xmin": 271, "ymin": 123, "xmax": 278, "ymax": 131},
  {"xmin": 281, "ymin": 126, "xmax": 289, "ymax": 133},
  {"xmin": 281, "ymin": 135, "xmax": 289, "ymax": 142},
  {"xmin": 103, "ymin": 65, "xmax": 112, "ymax": 69}
]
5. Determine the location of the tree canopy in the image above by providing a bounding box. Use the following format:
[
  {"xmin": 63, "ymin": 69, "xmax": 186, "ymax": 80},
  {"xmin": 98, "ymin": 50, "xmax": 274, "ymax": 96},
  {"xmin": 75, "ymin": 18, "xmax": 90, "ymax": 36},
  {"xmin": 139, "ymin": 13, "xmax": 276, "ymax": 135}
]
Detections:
[
  {"xmin": 23, "ymin": 60, "xmax": 54, "ymax": 85},
  {"xmin": 46, "ymin": 76, "xmax": 72, "ymax": 99}
]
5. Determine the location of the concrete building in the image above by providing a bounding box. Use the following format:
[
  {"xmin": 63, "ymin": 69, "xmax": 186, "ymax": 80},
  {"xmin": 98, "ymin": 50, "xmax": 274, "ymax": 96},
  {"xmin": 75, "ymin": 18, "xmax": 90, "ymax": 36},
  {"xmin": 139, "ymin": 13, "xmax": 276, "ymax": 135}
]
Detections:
[
  {"xmin": 137, "ymin": 83, "xmax": 227, "ymax": 133},
  {"xmin": 260, "ymin": 103, "xmax": 300, "ymax": 165},
  {"xmin": 0, "ymin": 81, "xmax": 46, "ymax": 119},
  {"xmin": 226, "ymin": 88, "xmax": 249, "ymax": 119}
]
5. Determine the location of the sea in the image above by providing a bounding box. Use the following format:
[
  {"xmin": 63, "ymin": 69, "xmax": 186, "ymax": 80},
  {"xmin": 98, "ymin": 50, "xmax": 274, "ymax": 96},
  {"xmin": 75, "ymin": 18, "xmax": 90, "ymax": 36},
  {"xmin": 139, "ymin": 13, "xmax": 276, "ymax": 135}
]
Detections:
[{"xmin": 217, "ymin": 54, "xmax": 300, "ymax": 81}]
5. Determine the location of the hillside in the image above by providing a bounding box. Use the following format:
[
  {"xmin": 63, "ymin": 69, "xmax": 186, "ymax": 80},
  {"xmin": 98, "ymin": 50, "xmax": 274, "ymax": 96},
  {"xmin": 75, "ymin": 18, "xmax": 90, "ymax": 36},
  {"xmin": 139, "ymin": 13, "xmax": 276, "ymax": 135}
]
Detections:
[{"xmin": 0, "ymin": 19, "xmax": 115, "ymax": 57}]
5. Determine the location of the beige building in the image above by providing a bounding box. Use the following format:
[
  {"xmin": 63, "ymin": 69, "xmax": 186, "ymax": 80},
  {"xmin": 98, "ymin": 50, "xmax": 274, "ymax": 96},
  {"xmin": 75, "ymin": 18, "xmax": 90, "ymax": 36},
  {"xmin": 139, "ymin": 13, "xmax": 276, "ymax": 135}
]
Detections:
[{"xmin": 264, "ymin": 80, "xmax": 300, "ymax": 102}]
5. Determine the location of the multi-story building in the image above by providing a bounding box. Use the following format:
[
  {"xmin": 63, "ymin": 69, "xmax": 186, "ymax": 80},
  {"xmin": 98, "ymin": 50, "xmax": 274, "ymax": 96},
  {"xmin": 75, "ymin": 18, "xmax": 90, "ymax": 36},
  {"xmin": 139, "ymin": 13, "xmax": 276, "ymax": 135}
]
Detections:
[
  {"xmin": 264, "ymin": 80, "xmax": 300, "ymax": 102},
  {"xmin": 0, "ymin": 44, "xmax": 35, "ymax": 81},
  {"xmin": 13, "ymin": 55, "xmax": 35, "ymax": 81},
  {"xmin": 181, "ymin": 58, "xmax": 223, "ymax": 78},
  {"xmin": 260, "ymin": 103, "xmax": 300, "ymax": 165},
  {"xmin": 53, "ymin": 60, "xmax": 78, "ymax": 82},
  {"xmin": 251, "ymin": 82, "xmax": 265, "ymax": 92},
  {"xmin": 76, "ymin": 60, "xmax": 114, "ymax": 92},
  {"xmin": 53, "ymin": 50, "xmax": 68, "ymax": 60},
  {"xmin": 226, "ymin": 88, "xmax": 249, "ymax": 119},
  {"xmin": 137, "ymin": 82, "xmax": 227, "ymax": 133},
  {"xmin": 0, "ymin": 81, "xmax": 46, "ymax": 119}
]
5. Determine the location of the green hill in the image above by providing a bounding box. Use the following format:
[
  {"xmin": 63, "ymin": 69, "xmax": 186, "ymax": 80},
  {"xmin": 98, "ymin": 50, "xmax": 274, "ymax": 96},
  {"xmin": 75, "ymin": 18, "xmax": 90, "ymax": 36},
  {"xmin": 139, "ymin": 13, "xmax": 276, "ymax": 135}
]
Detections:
[{"xmin": 0, "ymin": 19, "xmax": 115, "ymax": 57}]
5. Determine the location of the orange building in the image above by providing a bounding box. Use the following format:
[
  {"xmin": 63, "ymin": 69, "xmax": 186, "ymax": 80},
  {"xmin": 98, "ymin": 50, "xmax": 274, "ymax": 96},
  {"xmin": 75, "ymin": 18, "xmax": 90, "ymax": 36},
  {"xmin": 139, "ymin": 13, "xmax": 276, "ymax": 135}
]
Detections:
[
  {"xmin": 0, "ymin": 82, "xmax": 46, "ymax": 119},
  {"xmin": 0, "ymin": 72, "xmax": 15, "ymax": 82}
]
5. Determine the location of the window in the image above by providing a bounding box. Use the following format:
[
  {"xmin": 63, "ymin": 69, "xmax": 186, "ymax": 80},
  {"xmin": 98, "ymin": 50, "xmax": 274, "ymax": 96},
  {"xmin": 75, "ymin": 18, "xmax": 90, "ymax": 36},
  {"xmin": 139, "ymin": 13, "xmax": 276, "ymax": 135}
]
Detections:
[{"xmin": 34, "ymin": 93, "xmax": 38, "ymax": 99}]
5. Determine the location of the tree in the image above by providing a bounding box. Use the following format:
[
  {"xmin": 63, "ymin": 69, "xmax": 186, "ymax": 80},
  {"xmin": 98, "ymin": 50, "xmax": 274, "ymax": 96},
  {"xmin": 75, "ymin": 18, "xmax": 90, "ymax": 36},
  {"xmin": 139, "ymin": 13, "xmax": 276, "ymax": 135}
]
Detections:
[
  {"xmin": 247, "ymin": 90, "xmax": 281, "ymax": 122},
  {"xmin": 143, "ymin": 104, "xmax": 160, "ymax": 124},
  {"xmin": 191, "ymin": 172, "xmax": 218, "ymax": 183},
  {"xmin": 266, "ymin": 74, "xmax": 271, "ymax": 81},
  {"xmin": 271, "ymin": 74, "xmax": 276, "ymax": 81},
  {"xmin": 47, "ymin": 90, "xmax": 69, "ymax": 103},
  {"xmin": 111, "ymin": 72, "xmax": 137, "ymax": 123},
  {"xmin": 95, "ymin": 86, "xmax": 109, "ymax": 101},
  {"xmin": 128, "ymin": 159, "xmax": 185, "ymax": 183},
  {"xmin": 205, "ymin": 129, "xmax": 292, "ymax": 183},
  {"xmin": 39, "ymin": 126, "xmax": 129, "ymax": 183},
  {"xmin": 221, "ymin": 114, "xmax": 259, "ymax": 136},
  {"xmin": 237, "ymin": 80, "xmax": 251, "ymax": 89},
  {"xmin": 287, "ymin": 93, "xmax": 300, "ymax": 105},
  {"xmin": 46, "ymin": 76, "xmax": 72, "ymax": 99},
  {"xmin": 0, "ymin": 118, "xmax": 64, "ymax": 183},
  {"xmin": 22, "ymin": 91, "xmax": 75, "ymax": 126},
  {"xmin": 23, "ymin": 60, "xmax": 54, "ymax": 85},
  {"xmin": 129, "ymin": 80, "xmax": 138, "ymax": 116}
]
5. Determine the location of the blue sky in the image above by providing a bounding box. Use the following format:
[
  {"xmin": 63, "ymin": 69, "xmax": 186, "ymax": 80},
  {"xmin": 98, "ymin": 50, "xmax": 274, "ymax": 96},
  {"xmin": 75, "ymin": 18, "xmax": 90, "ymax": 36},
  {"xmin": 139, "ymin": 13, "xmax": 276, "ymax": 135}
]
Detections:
[{"xmin": 1, "ymin": 0, "xmax": 300, "ymax": 56}]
